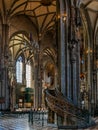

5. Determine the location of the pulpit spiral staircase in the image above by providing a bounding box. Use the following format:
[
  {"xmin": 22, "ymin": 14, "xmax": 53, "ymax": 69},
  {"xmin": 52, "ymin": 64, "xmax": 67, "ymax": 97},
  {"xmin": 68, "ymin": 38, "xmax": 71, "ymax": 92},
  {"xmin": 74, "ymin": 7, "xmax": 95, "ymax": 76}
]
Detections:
[{"xmin": 44, "ymin": 88, "xmax": 95, "ymax": 129}]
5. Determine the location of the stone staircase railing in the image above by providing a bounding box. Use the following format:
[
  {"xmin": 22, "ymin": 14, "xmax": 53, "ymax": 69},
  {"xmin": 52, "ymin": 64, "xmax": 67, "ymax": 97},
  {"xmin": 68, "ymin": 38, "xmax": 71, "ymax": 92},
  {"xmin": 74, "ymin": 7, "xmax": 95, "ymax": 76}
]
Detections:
[{"xmin": 44, "ymin": 88, "xmax": 92, "ymax": 128}]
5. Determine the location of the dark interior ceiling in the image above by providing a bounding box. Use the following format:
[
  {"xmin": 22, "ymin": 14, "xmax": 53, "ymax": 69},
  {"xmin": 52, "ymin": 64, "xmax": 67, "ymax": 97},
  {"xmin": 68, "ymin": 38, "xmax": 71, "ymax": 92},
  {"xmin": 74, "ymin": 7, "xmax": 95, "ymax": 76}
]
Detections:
[
  {"xmin": 0, "ymin": 0, "xmax": 98, "ymax": 64},
  {"xmin": 0, "ymin": 0, "xmax": 56, "ymax": 35}
]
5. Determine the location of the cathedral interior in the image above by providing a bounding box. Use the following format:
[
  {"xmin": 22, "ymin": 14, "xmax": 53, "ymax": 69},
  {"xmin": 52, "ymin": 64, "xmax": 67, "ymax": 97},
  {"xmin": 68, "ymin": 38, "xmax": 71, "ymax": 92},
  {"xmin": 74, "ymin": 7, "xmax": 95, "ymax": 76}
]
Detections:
[{"xmin": 0, "ymin": 0, "xmax": 98, "ymax": 129}]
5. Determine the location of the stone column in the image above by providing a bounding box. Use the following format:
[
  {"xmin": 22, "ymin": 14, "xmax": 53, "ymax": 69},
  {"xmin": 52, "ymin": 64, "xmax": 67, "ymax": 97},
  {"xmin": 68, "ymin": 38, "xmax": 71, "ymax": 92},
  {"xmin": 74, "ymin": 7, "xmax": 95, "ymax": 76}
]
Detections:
[
  {"xmin": 76, "ymin": 40, "xmax": 81, "ymax": 107},
  {"xmin": 87, "ymin": 46, "xmax": 92, "ymax": 117},
  {"xmin": 97, "ymin": 60, "xmax": 98, "ymax": 104},
  {"xmin": 63, "ymin": 113, "xmax": 67, "ymax": 125},
  {"xmin": 59, "ymin": 0, "xmax": 66, "ymax": 95},
  {"xmin": 54, "ymin": 113, "xmax": 58, "ymax": 125},
  {"xmin": 0, "ymin": 36, "xmax": 1, "ymax": 110},
  {"xmin": 54, "ymin": 69, "xmax": 58, "ymax": 88},
  {"xmin": 37, "ymin": 46, "xmax": 42, "ymax": 108},
  {"xmin": 34, "ymin": 46, "xmax": 42, "ymax": 109},
  {"xmin": 34, "ymin": 62, "xmax": 39, "ymax": 109},
  {"xmin": 92, "ymin": 70, "xmax": 97, "ymax": 109},
  {"xmin": 10, "ymin": 76, "xmax": 16, "ymax": 111},
  {"xmin": 0, "ymin": 24, "xmax": 10, "ymax": 110},
  {"xmin": 70, "ymin": 43, "xmax": 77, "ymax": 104}
]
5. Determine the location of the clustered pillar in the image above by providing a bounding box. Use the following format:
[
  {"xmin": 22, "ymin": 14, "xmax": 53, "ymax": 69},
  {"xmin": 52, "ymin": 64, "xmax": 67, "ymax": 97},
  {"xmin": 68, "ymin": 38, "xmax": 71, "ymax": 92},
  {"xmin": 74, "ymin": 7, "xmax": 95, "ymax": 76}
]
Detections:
[{"xmin": 0, "ymin": 24, "xmax": 10, "ymax": 110}]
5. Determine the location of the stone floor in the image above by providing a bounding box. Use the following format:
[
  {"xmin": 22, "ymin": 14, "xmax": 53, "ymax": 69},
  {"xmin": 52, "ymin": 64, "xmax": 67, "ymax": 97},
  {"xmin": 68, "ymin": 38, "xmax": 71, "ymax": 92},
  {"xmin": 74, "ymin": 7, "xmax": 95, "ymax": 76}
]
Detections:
[
  {"xmin": 0, "ymin": 114, "xmax": 98, "ymax": 130},
  {"xmin": 84, "ymin": 117, "xmax": 98, "ymax": 130},
  {"xmin": 0, "ymin": 114, "xmax": 58, "ymax": 130}
]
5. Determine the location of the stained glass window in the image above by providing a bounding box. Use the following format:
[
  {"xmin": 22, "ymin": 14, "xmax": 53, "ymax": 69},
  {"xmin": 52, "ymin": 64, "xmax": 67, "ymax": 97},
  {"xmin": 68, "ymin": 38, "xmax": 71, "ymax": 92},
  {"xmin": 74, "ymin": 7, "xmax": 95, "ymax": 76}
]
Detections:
[
  {"xmin": 16, "ymin": 56, "xmax": 23, "ymax": 83},
  {"xmin": 26, "ymin": 62, "xmax": 31, "ymax": 87}
]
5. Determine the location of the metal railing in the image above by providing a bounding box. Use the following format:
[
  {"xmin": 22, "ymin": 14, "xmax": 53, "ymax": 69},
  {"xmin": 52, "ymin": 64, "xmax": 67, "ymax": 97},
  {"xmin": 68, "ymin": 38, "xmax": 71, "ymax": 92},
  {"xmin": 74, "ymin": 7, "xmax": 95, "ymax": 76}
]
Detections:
[{"xmin": 28, "ymin": 109, "xmax": 48, "ymax": 126}]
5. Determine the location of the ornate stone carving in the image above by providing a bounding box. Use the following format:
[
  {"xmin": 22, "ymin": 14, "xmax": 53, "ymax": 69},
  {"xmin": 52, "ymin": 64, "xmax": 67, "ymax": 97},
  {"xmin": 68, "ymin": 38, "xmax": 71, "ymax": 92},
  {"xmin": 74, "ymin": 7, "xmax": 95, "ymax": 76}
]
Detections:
[{"xmin": 69, "ymin": 39, "xmax": 78, "ymax": 62}]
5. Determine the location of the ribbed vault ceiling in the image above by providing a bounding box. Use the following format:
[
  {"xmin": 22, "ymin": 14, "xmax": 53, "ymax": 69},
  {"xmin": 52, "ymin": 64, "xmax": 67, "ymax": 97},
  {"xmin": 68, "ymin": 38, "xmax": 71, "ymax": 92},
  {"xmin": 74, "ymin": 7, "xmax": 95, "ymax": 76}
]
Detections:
[
  {"xmin": 0, "ymin": 0, "xmax": 56, "ymax": 64},
  {"xmin": 80, "ymin": 0, "xmax": 98, "ymax": 31},
  {"xmin": 0, "ymin": 0, "xmax": 56, "ymax": 34},
  {"xmin": 0, "ymin": 0, "xmax": 98, "ymax": 65}
]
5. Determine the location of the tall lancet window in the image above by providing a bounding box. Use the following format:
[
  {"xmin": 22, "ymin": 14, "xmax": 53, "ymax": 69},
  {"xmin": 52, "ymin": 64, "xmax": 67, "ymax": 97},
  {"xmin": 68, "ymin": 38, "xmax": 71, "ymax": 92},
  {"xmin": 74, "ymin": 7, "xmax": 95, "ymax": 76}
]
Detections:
[
  {"xmin": 26, "ymin": 61, "xmax": 31, "ymax": 88},
  {"xmin": 16, "ymin": 56, "xmax": 23, "ymax": 83}
]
